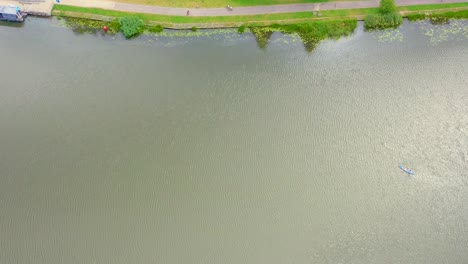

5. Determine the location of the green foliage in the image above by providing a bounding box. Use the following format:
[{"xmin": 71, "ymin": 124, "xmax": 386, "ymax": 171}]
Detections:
[
  {"xmin": 119, "ymin": 16, "xmax": 144, "ymax": 38},
  {"xmin": 365, "ymin": 0, "xmax": 402, "ymax": 30},
  {"xmin": 148, "ymin": 24, "xmax": 164, "ymax": 33},
  {"xmin": 271, "ymin": 19, "xmax": 357, "ymax": 38},
  {"xmin": 379, "ymin": 0, "xmax": 397, "ymax": 14},
  {"xmin": 279, "ymin": 20, "xmax": 357, "ymax": 52},
  {"xmin": 250, "ymin": 19, "xmax": 357, "ymax": 52},
  {"xmin": 364, "ymin": 14, "xmax": 380, "ymax": 28},
  {"xmin": 238, "ymin": 24, "xmax": 246, "ymax": 33},
  {"xmin": 383, "ymin": 13, "xmax": 403, "ymax": 27},
  {"xmin": 407, "ymin": 13, "xmax": 426, "ymax": 21},
  {"xmin": 109, "ymin": 18, "xmax": 121, "ymax": 32},
  {"xmin": 62, "ymin": 17, "xmax": 119, "ymax": 34},
  {"xmin": 407, "ymin": 10, "xmax": 468, "ymax": 21},
  {"xmin": 365, "ymin": 13, "xmax": 402, "ymax": 29},
  {"xmin": 191, "ymin": 26, "xmax": 198, "ymax": 31}
]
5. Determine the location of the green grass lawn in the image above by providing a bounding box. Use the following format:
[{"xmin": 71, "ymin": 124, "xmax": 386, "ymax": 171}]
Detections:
[{"xmin": 105, "ymin": 0, "xmax": 329, "ymax": 8}]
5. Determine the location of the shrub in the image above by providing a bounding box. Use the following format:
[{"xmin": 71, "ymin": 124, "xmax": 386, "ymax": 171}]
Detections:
[
  {"xmin": 148, "ymin": 24, "xmax": 164, "ymax": 33},
  {"xmin": 191, "ymin": 26, "xmax": 198, "ymax": 32},
  {"xmin": 238, "ymin": 25, "xmax": 246, "ymax": 33},
  {"xmin": 382, "ymin": 13, "xmax": 403, "ymax": 27},
  {"xmin": 365, "ymin": 13, "xmax": 402, "ymax": 29},
  {"xmin": 119, "ymin": 16, "xmax": 144, "ymax": 38},
  {"xmin": 364, "ymin": 14, "xmax": 381, "ymax": 29},
  {"xmin": 365, "ymin": 0, "xmax": 402, "ymax": 30},
  {"xmin": 379, "ymin": 0, "xmax": 397, "ymax": 14}
]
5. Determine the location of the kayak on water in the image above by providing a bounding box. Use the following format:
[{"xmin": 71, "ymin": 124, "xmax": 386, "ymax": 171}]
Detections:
[{"xmin": 399, "ymin": 165, "xmax": 415, "ymax": 175}]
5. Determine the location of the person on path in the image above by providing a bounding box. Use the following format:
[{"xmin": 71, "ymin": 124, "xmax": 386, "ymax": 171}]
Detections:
[{"xmin": 187, "ymin": 10, "xmax": 190, "ymax": 16}]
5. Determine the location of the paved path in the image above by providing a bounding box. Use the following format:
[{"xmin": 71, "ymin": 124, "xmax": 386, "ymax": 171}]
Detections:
[{"xmin": 58, "ymin": 0, "xmax": 468, "ymax": 17}]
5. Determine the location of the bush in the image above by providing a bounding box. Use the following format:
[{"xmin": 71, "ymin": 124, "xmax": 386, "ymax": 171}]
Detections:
[
  {"xmin": 119, "ymin": 16, "xmax": 144, "ymax": 38},
  {"xmin": 383, "ymin": 13, "xmax": 403, "ymax": 27},
  {"xmin": 379, "ymin": 0, "xmax": 397, "ymax": 14},
  {"xmin": 148, "ymin": 24, "xmax": 164, "ymax": 33},
  {"xmin": 191, "ymin": 26, "xmax": 198, "ymax": 32},
  {"xmin": 365, "ymin": 0, "xmax": 402, "ymax": 29},
  {"xmin": 365, "ymin": 14, "xmax": 379, "ymax": 29},
  {"xmin": 238, "ymin": 25, "xmax": 246, "ymax": 33},
  {"xmin": 365, "ymin": 13, "xmax": 402, "ymax": 29}
]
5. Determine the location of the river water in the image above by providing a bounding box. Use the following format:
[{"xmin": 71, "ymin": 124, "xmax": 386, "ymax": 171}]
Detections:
[{"xmin": 1, "ymin": 18, "xmax": 468, "ymax": 263}]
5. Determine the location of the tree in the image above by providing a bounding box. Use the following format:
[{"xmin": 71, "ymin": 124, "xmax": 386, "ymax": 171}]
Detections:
[{"xmin": 379, "ymin": 0, "xmax": 397, "ymax": 14}]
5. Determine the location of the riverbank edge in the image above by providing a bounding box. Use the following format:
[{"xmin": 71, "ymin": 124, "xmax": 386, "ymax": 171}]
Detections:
[{"xmin": 52, "ymin": 4, "xmax": 468, "ymax": 29}]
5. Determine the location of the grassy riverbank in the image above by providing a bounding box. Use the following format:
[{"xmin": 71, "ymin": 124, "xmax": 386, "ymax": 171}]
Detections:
[
  {"xmin": 52, "ymin": 4, "xmax": 373, "ymax": 26},
  {"xmin": 52, "ymin": 3, "xmax": 468, "ymax": 29},
  {"xmin": 60, "ymin": 16, "xmax": 356, "ymax": 52},
  {"xmin": 407, "ymin": 9, "xmax": 468, "ymax": 20}
]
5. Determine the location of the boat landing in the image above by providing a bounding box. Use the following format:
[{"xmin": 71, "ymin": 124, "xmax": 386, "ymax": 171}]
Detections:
[{"xmin": 0, "ymin": 0, "xmax": 53, "ymax": 16}]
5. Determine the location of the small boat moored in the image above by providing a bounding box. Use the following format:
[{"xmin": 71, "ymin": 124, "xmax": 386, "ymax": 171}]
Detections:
[
  {"xmin": 0, "ymin": 5, "xmax": 27, "ymax": 22},
  {"xmin": 399, "ymin": 165, "xmax": 415, "ymax": 175}
]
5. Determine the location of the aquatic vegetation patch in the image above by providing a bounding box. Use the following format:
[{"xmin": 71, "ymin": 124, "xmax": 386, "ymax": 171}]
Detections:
[
  {"xmin": 156, "ymin": 28, "xmax": 238, "ymax": 38},
  {"xmin": 415, "ymin": 19, "xmax": 468, "ymax": 44},
  {"xmin": 145, "ymin": 28, "xmax": 249, "ymax": 47},
  {"xmin": 248, "ymin": 19, "xmax": 357, "ymax": 52},
  {"xmin": 60, "ymin": 17, "xmax": 120, "ymax": 34},
  {"xmin": 372, "ymin": 27, "xmax": 404, "ymax": 43},
  {"xmin": 249, "ymin": 27, "xmax": 275, "ymax": 49},
  {"xmin": 273, "ymin": 20, "xmax": 357, "ymax": 52},
  {"xmin": 430, "ymin": 16, "xmax": 449, "ymax": 25}
]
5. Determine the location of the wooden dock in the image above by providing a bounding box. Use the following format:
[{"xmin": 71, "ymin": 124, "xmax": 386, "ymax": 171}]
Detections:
[{"xmin": 0, "ymin": 0, "xmax": 53, "ymax": 16}]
